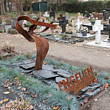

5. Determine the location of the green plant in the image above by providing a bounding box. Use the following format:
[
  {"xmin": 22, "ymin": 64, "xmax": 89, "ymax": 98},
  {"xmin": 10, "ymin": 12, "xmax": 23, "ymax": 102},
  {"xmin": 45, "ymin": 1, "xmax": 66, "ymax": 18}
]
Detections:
[
  {"xmin": 48, "ymin": 91, "xmax": 79, "ymax": 110},
  {"xmin": 97, "ymin": 72, "xmax": 110, "ymax": 84}
]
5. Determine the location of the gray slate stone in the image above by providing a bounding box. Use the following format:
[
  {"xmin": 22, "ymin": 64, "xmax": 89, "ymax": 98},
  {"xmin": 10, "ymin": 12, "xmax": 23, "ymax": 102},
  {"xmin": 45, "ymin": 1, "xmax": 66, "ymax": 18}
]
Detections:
[
  {"xmin": 33, "ymin": 70, "xmax": 59, "ymax": 79},
  {"xmin": 21, "ymin": 69, "xmax": 34, "ymax": 73},
  {"xmin": 55, "ymin": 77, "xmax": 66, "ymax": 83},
  {"xmin": 22, "ymin": 60, "xmax": 34, "ymax": 64},
  {"xmin": 42, "ymin": 64, "xmax": 54, "ymax": 71},
  {"xmin": 20, "ymin": 62, "xmax": 35, "ymax": 70},
  {"xmin": 53, "ymin": 69, "xmax": 71, "ymax": 78}
]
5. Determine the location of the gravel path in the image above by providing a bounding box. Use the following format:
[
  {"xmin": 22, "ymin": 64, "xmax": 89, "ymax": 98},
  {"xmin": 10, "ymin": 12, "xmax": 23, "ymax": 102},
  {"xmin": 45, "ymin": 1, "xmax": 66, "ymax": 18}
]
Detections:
[{"xmin": 0, "ymin": 33, "xmax": 110, "ymax": 72}]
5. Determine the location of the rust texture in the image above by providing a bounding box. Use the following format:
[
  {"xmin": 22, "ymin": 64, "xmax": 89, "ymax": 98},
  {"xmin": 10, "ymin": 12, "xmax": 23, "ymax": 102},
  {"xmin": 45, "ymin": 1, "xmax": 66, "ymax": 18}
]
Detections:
[
  {"xmin": 16, "ymin": 16, "xmax": 56, "ymax": 70},
  {"xmin": 58, "ymin": 67, "xmax": 97, "ymax": 94}
]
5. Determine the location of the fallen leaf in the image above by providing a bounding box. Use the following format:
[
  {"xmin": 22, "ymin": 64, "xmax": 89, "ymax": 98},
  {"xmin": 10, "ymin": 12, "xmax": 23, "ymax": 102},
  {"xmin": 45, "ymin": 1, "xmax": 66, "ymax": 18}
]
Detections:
[
  {"xmin": 52, "ymin": 106, "xmax": 60, "ymax": 110},
  {"xmin": 104, "ymin": 83, "xmax": 109, "ymax": 88},
  {"xmin": 31, "ymin": 93, "xmax": 37, "ymax": 98},
  {"xmin": 0, "ymin": 98, "xmax": 9, "ymax": 105},
  {"xmin": 3, "ymin": 98, "xmax": 9, "ymax": 103},
  {"xmin": 0, "ymin": 100, "xmax": 4, "ymax": 104},
  {"xmin": 3, "ymin": 91, "xmax": 10, "ymax": 95},
  {"xmin": 21, "ymin": 87, "xmax": 27, "ymax": 91},
  {"xmin": 43, "ymin": 61, "xmax": 48, "ymax": 65}
]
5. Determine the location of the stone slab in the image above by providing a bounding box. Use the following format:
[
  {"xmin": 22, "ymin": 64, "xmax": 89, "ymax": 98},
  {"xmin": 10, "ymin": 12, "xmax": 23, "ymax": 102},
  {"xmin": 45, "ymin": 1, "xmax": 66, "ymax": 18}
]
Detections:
[
  {"xmin": 21, "ymin": 69, "xmax": 34, "ymax": 73},
  {"xmin": 72, "ymin": 33, "xmax": 95, "ymax": 38},
  {"xmin": 55, "ymin": 77, "xmax": 66, "ymax": 83},
  {"xmin": 33, "ymin": 70, "xmax": 59, "ymax": 79},
  {"xmin": 19, "ymin": 62, "xmax": 35, "ymax": 70},
  {"xmin": 53, "ymin": 69, "xmax": 71, "ymax": 78},
  {"xmin": 42, "ymin": 64, "xmax": 54, "ymax": 71},
  {"xmin": 22, "ymin": 60, "xmax": 34, "ymax": 64}
]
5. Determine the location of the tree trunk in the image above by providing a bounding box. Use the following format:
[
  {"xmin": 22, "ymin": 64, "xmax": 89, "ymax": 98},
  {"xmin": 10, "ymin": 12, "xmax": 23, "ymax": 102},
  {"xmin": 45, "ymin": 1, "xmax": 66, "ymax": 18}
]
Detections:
[
  {"xmin": 4, "ymin": 0, "xmax": 7, "ymax": 12},
  {"xmin": 0, "ymin": 0, "xmax": 5, "ymax": 15},
  {"xmin": 16, "ymin": 0, "xmax": 23, "ymax": 15}
]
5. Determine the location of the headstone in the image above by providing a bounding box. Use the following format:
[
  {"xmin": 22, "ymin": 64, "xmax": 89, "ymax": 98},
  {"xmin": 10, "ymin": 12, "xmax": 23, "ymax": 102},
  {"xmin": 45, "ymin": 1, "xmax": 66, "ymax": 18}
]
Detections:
[
  {"xmin": 0, "ymin": 24, "xmax": 5, "ymax": 33},
  {"xmin": 75, "ymin": 13, "xmax": 82, "ymax": 32},
  {"xmin": 93, "ymin": 19, "xmax": 103, "ymax": 44},
  {"xmin": 103, "ymin": 10, "xmax": 109, "ymax": 21},
  {"xmin": 107, "ymin": 17, "xmax": 110, "ymax": 41},
  {"xmin": 75, "ymin": 18, "xmax": 82, "ymax": 32},
  {"xmin": 11, "ymin": 18, "xmax": 17, "ymax": 29},
  {"xmin": 5, "ymin": 25, "xmax": 12, "ymax": 33},
  {"xmin": 43, "ymin": 11, "xmax": 49, "ymax": 18}
]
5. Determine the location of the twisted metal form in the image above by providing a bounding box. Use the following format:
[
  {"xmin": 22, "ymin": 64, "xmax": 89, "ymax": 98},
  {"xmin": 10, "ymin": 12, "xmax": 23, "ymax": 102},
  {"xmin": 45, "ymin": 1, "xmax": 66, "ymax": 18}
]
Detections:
[{"xmin": 16, "ymin": 16, "xmax": 56, "ymax": 70}]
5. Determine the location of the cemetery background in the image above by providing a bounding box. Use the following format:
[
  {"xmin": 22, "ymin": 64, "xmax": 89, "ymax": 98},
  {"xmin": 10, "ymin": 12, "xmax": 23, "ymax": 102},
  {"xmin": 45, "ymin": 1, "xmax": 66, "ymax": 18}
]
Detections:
[{"xmin": 1, "ymin": 0, "xmax": 110, "ymax": 110}]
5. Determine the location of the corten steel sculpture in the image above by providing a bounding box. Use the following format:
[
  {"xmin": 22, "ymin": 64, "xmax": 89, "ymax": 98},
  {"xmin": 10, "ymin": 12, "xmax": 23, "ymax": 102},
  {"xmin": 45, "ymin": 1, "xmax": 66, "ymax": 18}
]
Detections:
[
  {"xmin": 16, "ymin": 16, "xmax": 56, "ymax": 70},
  {"xmin": 58, "ymin": 67, "xmax": 97, "ymax": 94}
]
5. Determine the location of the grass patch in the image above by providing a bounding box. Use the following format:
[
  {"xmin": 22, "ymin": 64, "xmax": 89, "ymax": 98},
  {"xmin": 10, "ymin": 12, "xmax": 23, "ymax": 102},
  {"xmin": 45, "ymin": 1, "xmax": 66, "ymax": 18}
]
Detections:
[
  {"xmin": 6, "ymin": 12, "xmax": 17, "ymax": 18},
  {"xmin": 45, "ymin": 57, "xmax": 86, "ymax": 73},
  {"xmin": 97, "ymin": 72, "xmax": 110, "ymax": 84},
  {"xmin": 0, "ymin": 55, "xmax": 80, "ymax": 110}
]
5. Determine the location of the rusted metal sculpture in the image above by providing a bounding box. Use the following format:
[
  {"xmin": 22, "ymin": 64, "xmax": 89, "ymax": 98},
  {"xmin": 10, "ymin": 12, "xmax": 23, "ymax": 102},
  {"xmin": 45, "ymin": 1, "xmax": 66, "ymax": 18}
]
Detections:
[
  {"xmin": 16, "ymin": 16, "xmax": 56, "ymax": 70},
  {"xmin": 58, "ymin": 67, "xmax": 97, "ymax": 94}
]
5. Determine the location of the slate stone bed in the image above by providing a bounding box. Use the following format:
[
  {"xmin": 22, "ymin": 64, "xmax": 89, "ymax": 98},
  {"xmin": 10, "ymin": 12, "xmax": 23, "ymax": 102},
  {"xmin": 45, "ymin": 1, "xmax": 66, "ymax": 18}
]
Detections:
[
  {"xmin": 10, "ymin": 59, "xmax": 73, "ymax": 86},
  {"xmin": 0, "ymin": 55, "xmax": 108, "ymax": 110},
  {"xmin": 41, "ymin": 33, "xmax": 95, "ymax": 44},
  {"xmin": 9, "ymin": 58, "xmax": 102, "ymax": 102}
]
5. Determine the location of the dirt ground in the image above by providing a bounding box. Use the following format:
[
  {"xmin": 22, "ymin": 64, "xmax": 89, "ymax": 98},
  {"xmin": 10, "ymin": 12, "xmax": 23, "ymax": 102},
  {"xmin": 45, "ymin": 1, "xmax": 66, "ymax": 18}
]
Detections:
[
  {"xmin": 0, "ymin": 33, "xmax": 110, "ymax": 110},
  {"xmin": 0, "ymin": 33, "xmax": 110, "ymax": 72}
]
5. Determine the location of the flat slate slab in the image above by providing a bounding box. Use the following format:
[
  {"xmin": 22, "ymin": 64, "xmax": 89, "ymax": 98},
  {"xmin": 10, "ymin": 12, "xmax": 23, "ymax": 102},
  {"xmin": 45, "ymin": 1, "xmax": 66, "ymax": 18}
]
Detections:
[
  {"xmin": 55, "ymin": 77, "xmax": 66, "ymax": 83},
  {"xmin": 53, "ymin": 69, "xmax": 71, "ymax": 78},
  {"xmin": 33, "ymin": 70, "xmax": 59, "ymax": 79},
  {"xmin": 19, "ymin": 62, "xmax": 35, "ymax": 70},
  {"xmin": 22, "ymin": 60, "xmax": 34, "ymax": 64},
  {"xmin": 42, "ymin": 64, "xmax": 54, "ymax": 71}
]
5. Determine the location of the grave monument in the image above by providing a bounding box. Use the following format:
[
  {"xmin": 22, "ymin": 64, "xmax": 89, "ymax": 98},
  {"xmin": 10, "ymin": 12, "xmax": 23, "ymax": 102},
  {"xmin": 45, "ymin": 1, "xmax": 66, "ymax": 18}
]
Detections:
[
  {"xmin": 75, "ymin": 13, "xmax": 82, "ymax": 32},
  {"xmin": 93, "ymin": 19, "xmax": 103, "ymax": 44}
]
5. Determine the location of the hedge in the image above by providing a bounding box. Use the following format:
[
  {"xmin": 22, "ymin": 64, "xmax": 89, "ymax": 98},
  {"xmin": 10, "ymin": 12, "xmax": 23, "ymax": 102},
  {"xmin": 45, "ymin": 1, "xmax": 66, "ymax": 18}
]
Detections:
[{"xmin": 49, "ymin": 1, "xmax": 110, "ymax": 13}]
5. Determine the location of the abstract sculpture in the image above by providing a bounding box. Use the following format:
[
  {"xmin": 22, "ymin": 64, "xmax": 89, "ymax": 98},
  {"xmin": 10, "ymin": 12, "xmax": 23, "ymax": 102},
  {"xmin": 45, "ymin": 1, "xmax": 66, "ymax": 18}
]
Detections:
[{"xmin": 16, "ymin": 16, "xmax": 56, "ymax": 70}]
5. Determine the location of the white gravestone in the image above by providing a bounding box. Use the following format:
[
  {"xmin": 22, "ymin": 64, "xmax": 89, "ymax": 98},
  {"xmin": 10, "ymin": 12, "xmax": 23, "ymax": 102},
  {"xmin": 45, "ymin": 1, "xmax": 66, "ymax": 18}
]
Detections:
[
  {"xmin": 75, "ymin": 18, "xmax": 82, "ymax": 32},
  {"xmin": 93, "ymin": 20, "xmax": 103, "ymax": 44},
  {"xmin": 43, "ymin": 12, "xmax": 49, "ymax": 18}
]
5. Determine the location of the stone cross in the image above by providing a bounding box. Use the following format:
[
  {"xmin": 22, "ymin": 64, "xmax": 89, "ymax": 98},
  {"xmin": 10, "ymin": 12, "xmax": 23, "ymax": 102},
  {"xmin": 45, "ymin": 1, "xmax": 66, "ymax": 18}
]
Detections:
[
  {"xmin": 93, "ymin": 19, "xmax": 103, "ymax": 44},
  {"xmin": 107, "ymin": 18, "xmax": 110, "ymax": 41},
  {"xmin": 75, "ymin": 18, "xmax": 82, "ymax": 32}
]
